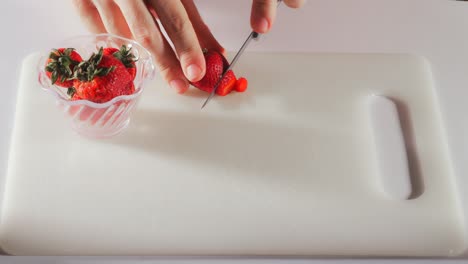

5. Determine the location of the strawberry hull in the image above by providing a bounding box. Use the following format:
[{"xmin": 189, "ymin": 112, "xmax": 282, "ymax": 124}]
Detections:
[{"xmin": 45, "ymin": 48, "xmax": 82, "ymax": 88}]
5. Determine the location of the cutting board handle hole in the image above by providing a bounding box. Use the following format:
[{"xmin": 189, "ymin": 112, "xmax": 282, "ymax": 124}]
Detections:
[{"xmin": 389, "ymin": 97, "xmax": 425, "ymax": 199}]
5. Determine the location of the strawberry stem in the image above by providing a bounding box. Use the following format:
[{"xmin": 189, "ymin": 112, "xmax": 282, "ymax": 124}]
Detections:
[
  {"xmin": 113, "ymin": 45, "xmax": 137, "ymax": 68},
  {"xmin": 45, "ymin": 48, "xmax": 79, "ymax": 85},
  {"xmin": 74, "ymin": 47, "xmax": 115, "ymax": 82},
  {"xmin": 67, "ymin": 87, "xmax": 76, "ymax": 97}
]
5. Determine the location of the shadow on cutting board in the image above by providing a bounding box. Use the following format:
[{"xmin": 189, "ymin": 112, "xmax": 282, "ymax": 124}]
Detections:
[
  {"xmin": 105, "ymin": 108, "xmax": 370, "ymax": 195},
  {"xmin": 105, "ymin": 104, "xmax": 424, "ymax": 199}
]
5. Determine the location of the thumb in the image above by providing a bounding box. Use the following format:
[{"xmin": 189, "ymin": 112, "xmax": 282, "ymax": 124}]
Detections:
[{"xmin": 251, "ymin": 0, "xmax": 277, "ymax": 33}]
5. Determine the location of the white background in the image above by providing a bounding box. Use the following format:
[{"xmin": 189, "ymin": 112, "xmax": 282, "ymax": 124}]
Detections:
[{"xmin": 0, "ymin": 0, "xmax": 467, "ymax": 263}]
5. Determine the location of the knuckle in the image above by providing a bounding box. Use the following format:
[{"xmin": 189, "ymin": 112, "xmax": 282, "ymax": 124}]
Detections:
[{"xmin": 164, "ymin": 14, "xmax": 190, "ymax": 37}]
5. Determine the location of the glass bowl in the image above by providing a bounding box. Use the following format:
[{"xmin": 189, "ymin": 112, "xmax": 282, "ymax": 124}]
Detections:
[{"xmin": 37, "ymin": 34, "xmax": 155, "ymax": 139}]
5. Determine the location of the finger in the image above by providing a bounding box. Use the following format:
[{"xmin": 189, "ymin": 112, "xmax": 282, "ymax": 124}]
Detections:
[
  {"xmin": 92, "ymin": 0, "xmax": 133, "ymax": 39},
  {"xmin": 283, "ymin": 0, "xmax": 306, "ymax": 8},
  {"xmin": 115, "ymin": 0, "xmax": 190, "ymax": 93},
  {"xmin": 72, "ymin": 0, "xmax": 106, "ymax": 33},
  {"xmin": 181, "ymin": 0, "xmax": 224, "ymax": 54},
  {"xmin": 149, "ymin": 0, "xmax": 205, "ymax": 82},
  {"xmin": 251, "ymin": 0, "xmax": 277, "ymax": 33},
  {"xmin": 145, "ymin": 3, "xmax": 159, "ymax": 20}
]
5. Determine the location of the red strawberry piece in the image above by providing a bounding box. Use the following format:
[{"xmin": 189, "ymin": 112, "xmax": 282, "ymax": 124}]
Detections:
[
  {"xmin": 190, "ymin": 50, "xmax": 226, "ymax": 93},
  {"xmin": 104, "ymin": 45, "xmax": 137, "ymax": 80},
  {"xmin": 70, "ymin": 92, "xmax": 82, "ymax": 101},
  {"xmin": 70, "ymin": 47, "xmax": 133, "ymax": 103},
  {"xmin": 216, "ymin": 70, "xmax": 237, "ymax": 96},
  {"xmin": 126, "ymin": 66, "xmax": 136, "ymax": 81},
  {"xmin": 191, "ymin": 50, "xmax": 224, "ymax": 92},
  {"xmin": 103, "ymin": 47, "xmax": 119, "ymax": 56},
  {"xmin": 234, "ymin": 77, "xmax": 248, "ymax": 92},
  {"xmin": 45, "ymin": 48, "xmax": 82, "ymax": 88},
  {"xmin": 125, "ymin": 82, "xmax": 135, "ymax": 94},
  {"xmin": 191, "ymin": 49, "xmax": 248, "ymax": 96}
]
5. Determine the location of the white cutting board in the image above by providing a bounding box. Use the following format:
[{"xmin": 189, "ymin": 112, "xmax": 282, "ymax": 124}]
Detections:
[{"xmin": 0, "ymin": 53, "xmax": 465, "ymax": 256}]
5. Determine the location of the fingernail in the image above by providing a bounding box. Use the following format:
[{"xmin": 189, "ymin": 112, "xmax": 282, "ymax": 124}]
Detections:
[
  {"xmin": 186, "ymin": 64, "xmax": 202, "ymax": 81},
  {"xmin": 257, "ymin": 18, "xmax": 270, "ymax": 33},
  {"xmin": 170, "ymin": 79, "xmax": 188, "ymax": 94}
]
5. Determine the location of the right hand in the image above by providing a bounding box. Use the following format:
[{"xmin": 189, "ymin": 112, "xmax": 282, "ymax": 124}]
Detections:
[{"xmin": 72, "ymin": 0, "xmax": 224, "ymax": 94}]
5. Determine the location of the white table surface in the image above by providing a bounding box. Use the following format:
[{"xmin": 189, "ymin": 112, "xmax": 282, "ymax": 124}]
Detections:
[{"xmin": 0, "ymin": 0, "xmax": 467, "ymax": 263}]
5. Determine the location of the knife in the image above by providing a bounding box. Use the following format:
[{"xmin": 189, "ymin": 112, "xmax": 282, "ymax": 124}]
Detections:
[{"xmin": 201, "ymin": 0, "xmax": 283, "ymax": 109}]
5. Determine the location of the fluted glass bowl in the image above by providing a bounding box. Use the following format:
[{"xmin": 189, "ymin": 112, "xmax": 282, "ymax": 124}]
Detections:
[{"xmin": 37, "ymin": 34, "xmax": 155, "ymax": 138}]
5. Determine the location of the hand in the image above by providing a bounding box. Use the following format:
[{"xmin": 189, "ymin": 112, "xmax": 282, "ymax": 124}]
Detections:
[
  {"xmin": 72, "ymin": 0, "xmax": 305, "ymax": 94},
  {"xmin": 251, "ymin": 0, "xmax": 306, "ymax": 33},
  {"xmin": 72, "ymin": 0, "xmax": 223, "ymax": 94}
]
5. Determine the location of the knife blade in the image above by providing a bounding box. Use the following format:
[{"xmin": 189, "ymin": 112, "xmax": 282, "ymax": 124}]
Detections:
[{"xmin": 201, "ymin": 0, "xmax": 283, "ymax": 109}]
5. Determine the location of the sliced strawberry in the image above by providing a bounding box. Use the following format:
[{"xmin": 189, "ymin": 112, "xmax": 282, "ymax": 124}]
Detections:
[
  {"xmin": 190, "ymin": 49, "xmax": 247, "ymax": 97},
  {"xmin": 234, "ymin": 77, "xmax": 248, "ymax": 92},
  {"xmin": 216, "ymin": 70, "xmax": 237, "ymax": 96}
]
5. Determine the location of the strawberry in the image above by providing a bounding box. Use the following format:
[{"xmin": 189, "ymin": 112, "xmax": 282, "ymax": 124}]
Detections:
[
  {"xmin": 216, "ymin": 70, "xmax": 237, "ymax": 96},
  {"xmin": 125, "ymin": 82, "xmax": 135, "ymax": 94},
  {"xmin": 190, "ymin": 49, "xmax": 247, "ymax": 96},
  {"xmin": 234, "ymin": 77, "xmax": 248, "ymax": 92},
  {"xmin": 191, "ymin": 50, "xmax": 224, "ymax": 93},
  {"xmin": 103, "ymin": 47, "xmax": 119, "ymax": 56},
  {"xmin": 104, "ymin": 45, "xmax": 137, "ymax": 80},
  {"xmin": 70, "ymin": 93, "xmax": 82, "ymax": 101},
  {"xmin": 45, "ymin": 48, "xmax": 82, "ymax": 87},
  {"xmin": 70, "ymin": 47, "xmax": 133, "ymax": 103}
]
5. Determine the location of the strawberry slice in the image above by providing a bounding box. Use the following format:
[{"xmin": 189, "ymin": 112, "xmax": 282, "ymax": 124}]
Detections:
[
  {"xmin": 216, "ymin": 70, "xmax": 237, "ymax": 96},
  {"xmin": 234, "ymin": 77, "xmax": 248, "ymax": 92}
]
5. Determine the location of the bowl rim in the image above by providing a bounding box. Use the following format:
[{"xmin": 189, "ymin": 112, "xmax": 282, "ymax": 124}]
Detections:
[{"xmin": 37, "ymin": 33, "xmax": 155, "ymax": 109}]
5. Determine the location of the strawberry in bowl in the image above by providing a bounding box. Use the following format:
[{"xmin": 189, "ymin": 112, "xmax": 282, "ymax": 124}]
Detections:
[
  {"xmin": 68, "ymin": 47, "xmax": 135, "ymax": 103},
  {"xmin": 45, "ymin": 48, "xmax": 83, "ymax": 88},
  {"xmin": 38, "ymin": 34, "xmax": 155, "ymax": 139}
]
